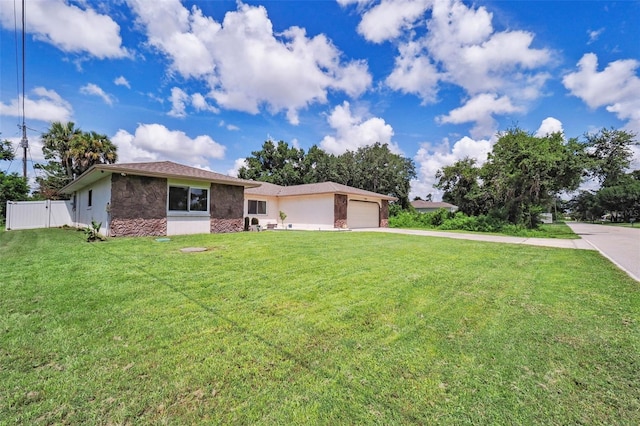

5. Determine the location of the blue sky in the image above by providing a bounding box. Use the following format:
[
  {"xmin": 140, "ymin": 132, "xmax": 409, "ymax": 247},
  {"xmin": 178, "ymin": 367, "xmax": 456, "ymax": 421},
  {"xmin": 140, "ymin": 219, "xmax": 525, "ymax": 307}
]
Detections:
[{"xmin": 1, "ymin": 0, "xmax": 639, "ymax": 199}]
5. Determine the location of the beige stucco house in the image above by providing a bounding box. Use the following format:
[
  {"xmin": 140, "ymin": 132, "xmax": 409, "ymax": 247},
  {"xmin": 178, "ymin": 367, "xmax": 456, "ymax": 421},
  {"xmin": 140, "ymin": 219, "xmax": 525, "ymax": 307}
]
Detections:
[{"xmin": 244, "ymin": 181, "xmax": 396, "ymax": 230}]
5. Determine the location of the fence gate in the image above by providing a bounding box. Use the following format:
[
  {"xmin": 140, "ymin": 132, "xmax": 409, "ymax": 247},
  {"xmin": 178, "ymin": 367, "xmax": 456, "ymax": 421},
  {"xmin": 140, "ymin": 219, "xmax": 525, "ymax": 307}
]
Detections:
[{"xmin": 5, "ymin": 200, "xmax": 74, "ymax": 230}]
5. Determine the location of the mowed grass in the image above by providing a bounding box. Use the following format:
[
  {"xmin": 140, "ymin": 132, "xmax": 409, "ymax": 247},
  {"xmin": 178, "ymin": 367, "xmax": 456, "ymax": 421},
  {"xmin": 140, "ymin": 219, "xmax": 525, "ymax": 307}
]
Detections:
[{"xmin": 1, "ymin": 228, "xmax": 639, "ymax": 424}]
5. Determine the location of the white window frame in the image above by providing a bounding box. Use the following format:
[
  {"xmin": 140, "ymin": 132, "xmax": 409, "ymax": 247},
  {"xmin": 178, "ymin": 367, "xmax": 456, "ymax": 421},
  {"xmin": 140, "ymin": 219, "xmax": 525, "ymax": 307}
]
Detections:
[
  {"xmin": 167, "ymin": 184, "xmax": 210, "ymax": 216},
  {"xmin": 248, "ymin": 199, "xmax": 267, "ymax": 215}
]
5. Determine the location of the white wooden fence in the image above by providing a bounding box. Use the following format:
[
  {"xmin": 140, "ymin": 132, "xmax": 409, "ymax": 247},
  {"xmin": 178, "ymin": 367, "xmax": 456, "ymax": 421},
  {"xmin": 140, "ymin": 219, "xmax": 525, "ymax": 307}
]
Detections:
[{"xmin": 5, "ymin": 200, "xmax": 74, "ymax": 230}]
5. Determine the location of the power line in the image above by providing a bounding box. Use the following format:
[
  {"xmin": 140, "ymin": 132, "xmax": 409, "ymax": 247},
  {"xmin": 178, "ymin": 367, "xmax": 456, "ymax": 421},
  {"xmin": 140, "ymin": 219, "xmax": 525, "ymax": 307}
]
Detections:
[{"xmin": 19, "ymin": 0, "xmax": 28, "ymax": 179}]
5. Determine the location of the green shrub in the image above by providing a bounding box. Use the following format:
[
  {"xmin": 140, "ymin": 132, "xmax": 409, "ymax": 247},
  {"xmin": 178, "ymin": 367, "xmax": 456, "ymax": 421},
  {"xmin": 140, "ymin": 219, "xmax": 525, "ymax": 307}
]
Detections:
[{"xmin": 439, "ymin": 213, "xmax": 504, "ymax": 232}]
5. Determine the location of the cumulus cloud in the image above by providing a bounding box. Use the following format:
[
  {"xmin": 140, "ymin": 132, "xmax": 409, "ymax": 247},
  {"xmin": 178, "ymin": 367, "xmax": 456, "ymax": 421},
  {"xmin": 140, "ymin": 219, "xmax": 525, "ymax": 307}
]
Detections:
[
  {"xmin": 227, "ymin": 158, "xmax": 248, "ymax": 177},
  {"xmin": 343, "ymin": 0, "xmax": 553, "ymax": 138},
  {"xmin": 167, "ymin": 87, "xmax": 189, "ymax": 118},
  {"xmin": 111, "ymin": 123, "xmax": 226, "ymax": 165},
  {"xmin": 168, "ymin": 88, "xmax": 219, "ymax": 117},
  {"xmin": 128, "ymin": 0, "xmax": 371, "ymax": 124},
  {"xmin": 411, "ymin": 135, "xmax": 493, "ymax": 200},
  {"xmin": 191, "ymin": 93, "xmax": 219, "ymax": 114},
  {"xmin": 0, "ymin": 0, "xmax": 128, "ymax": 59},
  {"xmin": 114, "ymin": 76, "xmax": 131, "ymax": 88},
  {"xmin": 437, "ymin": 93, "xmax": 522, "ymax": 139},
  {"xmin": 0, "ymin": 87, "xmax": 72, "ymax": 122},
  {"xmin": 356, "ymin": 0, "xmax": 432, "ymax": 43},
  {"xmin": 320, "ymin": 101, "xmax": 400, "ymax": 154},
  {"xmin": 535, "ymin": 117, "xmax": 564, "ymax": 137},
  {"xmin": 80, "ymin": 83, "xmax": 114, "ymax": 105},
  {"xmin": 563, "ymin": 53, "xmax": 640, "ymax": 133}
]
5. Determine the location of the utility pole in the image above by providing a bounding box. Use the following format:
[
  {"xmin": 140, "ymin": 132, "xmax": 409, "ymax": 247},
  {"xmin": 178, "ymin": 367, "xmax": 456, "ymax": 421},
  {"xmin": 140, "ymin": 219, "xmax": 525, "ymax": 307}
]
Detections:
[
  {"xmin": 20, "ymin": 0, "xmax": 27, "ymax": 179},
  {"xmin": 20, "ymin": 124, "xmax": 28, "ymax": 179}
]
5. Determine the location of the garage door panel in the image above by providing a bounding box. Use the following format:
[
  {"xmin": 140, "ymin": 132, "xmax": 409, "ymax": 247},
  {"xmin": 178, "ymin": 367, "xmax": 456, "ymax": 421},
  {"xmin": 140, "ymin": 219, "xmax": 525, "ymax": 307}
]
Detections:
[{"xmin": 347, "ymin": 201, "xmax": 379, "ymax": 228}]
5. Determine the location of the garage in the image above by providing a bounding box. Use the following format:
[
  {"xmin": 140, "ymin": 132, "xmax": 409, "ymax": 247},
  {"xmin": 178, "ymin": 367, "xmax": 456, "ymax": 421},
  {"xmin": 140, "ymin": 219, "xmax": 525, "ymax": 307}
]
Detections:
[{"xmin": 347, "ymin": 200, "xmax": 379, "ymax": 228}]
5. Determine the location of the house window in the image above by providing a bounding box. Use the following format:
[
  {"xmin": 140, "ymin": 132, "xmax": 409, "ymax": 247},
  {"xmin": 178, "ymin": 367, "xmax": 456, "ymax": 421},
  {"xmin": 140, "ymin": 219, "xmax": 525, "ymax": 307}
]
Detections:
[
  {"xmin": 88, "ymin": 190, "xmax": 93, "ymax": 208},
  {"xmin": 168, "ymin": 186, "xmax": 209, "ymax": 212},
  {"xmin": 248, "ymin": 200, "xmax": 266, "ymax": 215}
]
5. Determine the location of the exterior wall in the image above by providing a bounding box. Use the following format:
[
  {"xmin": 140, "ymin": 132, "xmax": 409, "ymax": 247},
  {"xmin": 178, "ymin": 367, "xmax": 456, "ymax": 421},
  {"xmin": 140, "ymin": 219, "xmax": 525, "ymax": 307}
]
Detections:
[
  {"xmin": 244, "ymin": 195, "xmax": 280, "ymax": 228},
  {"xmin": 76, "ymin": 175, "xmax": 111, "ymax": 235},
  {"xmin": 211, "ymin": 183, "xmax": 244, "ymax": 233},
  {"xmin": 380, "ymin": 200, "xmax": 389, "ymax": 228},
  {"xmin": 334, "ymin": 194, "xmax": 348, "ymax": 229},
  {"xmin": 278, "ymin": 194, "xmax": 335, "ymax": 230},
  {"xmin": 110, "ymin": 174, "xmax": 167, "ymax": 237},
  {"xmin": 167, "ymin": 216, "xmax": 211, "ymax": 235}
]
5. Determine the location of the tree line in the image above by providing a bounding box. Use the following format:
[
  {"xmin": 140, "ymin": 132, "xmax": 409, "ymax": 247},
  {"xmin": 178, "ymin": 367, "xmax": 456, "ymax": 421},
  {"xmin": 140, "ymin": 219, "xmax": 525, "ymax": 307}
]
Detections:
[
  {"xmin": 435, "ymin": 127, "xmax": 639, "ymax": 227},
  {"xmin": 238, "ymin": 140, "xmax": 417, "ymax": 208}
]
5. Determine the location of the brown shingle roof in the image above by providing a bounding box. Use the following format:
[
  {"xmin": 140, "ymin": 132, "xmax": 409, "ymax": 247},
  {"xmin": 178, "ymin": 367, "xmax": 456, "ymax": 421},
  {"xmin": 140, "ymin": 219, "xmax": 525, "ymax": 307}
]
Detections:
[
  {"xmin": 61, "ymin": 161, "xmax": 260, "ymax": 193},
  {"xmin": 245, "ymin": 181, "xmax": 397, "ymax": 200}
]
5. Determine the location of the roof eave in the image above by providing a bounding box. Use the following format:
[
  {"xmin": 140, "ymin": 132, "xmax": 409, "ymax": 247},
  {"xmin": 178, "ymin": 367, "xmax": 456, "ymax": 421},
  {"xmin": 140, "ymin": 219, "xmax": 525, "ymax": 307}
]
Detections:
[{"xmin": 61, "ymin": 164, "xmax": 260, "ymax": 194}]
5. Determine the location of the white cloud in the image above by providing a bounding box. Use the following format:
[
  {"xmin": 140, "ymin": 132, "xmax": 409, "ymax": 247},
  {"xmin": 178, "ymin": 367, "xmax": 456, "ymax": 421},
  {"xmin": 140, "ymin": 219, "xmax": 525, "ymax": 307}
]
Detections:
[
  {"xmin": 191, "ymin": 93, "xmax": 219, "ymax": 114},
  {"xmin": 411, "ymin": 135, "xmax": 493, "ymax": 200},
  {"xmin": 167, "ymin": 87, "xmax": 189, "ymax": 118},
  {"xmin": 114, "ymin": 76, "xmax": 131, "ymax": 88},
  {"xmin": 80, "ymin": 83, "xmax": 114, "ymax": 105},
  {"xmin": 128, "ymin": 0, "xmax": 371, "ymax": 124},
  {"xmin": 587, "ymin": 28, "xmax": 604, "ymax": 44},
  {"xmin": 437, "ymin": 93, "xmax": 522, "ymax": 139},
  {"xmin": 386, "ymin": 40, "xmax": 440, "ymax": 103},
  {"xmin": 0, "ymin": 0, "xmax": 128, "ymax": 59},
  {"xmin": 320, "ymin": 101, "xmax": 400, "ymax": 154},
  {"xmin": 0, "ymin": 87, "xmax": 72, "ymax": 122},
  {"xmin": 227, "ymin": 158, "xmax": 248, "ymax": 177},
  {"xmin": 356, "ymin": 0, "xmax": 432, "ymax": 43},
  {"xmin": 112, "ymin": 123, "xmax": 226, "ymax": 165},
  {"xmin": 535, "ymin": 117, "xmax": 564, "ymax": 137},
  {"xmin": 563, "ymin": 53, "xmax": 640, "ymax": 133},
  {"xmin": 344, "ymin": 0, "xmax": 553, "ymax": 137}
]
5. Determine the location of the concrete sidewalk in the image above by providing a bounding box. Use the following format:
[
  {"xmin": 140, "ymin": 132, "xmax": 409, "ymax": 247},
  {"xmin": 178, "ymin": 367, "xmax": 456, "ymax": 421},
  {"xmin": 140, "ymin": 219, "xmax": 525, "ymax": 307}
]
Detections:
[{"xmin": 354, "ymin": 227, "xmax": 595, "ymax": 250}]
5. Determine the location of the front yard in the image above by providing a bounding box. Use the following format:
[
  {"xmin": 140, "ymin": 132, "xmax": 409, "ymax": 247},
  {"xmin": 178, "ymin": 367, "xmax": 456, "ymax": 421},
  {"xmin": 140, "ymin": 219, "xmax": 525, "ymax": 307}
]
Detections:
[{"xmin": 1, "ymin": 228, "xmax": 638, "ymax": 424}]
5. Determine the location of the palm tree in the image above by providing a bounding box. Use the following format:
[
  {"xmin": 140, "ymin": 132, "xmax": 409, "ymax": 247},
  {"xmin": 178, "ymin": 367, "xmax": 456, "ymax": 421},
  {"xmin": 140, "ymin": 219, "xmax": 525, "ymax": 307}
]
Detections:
[
  {"xmin": 41, "ymin": 121, "xmax": 82, "ymax": 181},
  {"xmin": 70, "ymin": 131, "xmax": 118, "ymax": 177}
]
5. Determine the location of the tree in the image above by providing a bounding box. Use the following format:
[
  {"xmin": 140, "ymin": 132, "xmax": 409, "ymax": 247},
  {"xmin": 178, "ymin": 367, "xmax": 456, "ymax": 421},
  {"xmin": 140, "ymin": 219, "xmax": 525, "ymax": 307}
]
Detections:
[
  {"xmin": 70, "ymin": 131, "xmax": 117, "ymax": 176},
  {"xmin": 480, "ymin": 129, "xmax": 585, "ymax": 227},
  {"xmin": 345, "ymin": 142, "xmax": 416, "ymax": 209},
  {"xmin": 37, "ymin": 122, "xmax": 118, "ymax": 198},
  {"xmin": 435, "ymin": 157, "xmax": 487, "ymax": 216},
  {"xmin": 41, "ymin": 121, "xmax": 82, "ymax": 181},
  {"xmin": 1, "ymin": 138, "xmax": 15, "ymax": 161},
  {"xmin": 0, "ymin": 140, "xmax": 29, "ymax": 221},
  {"xmin": 585, "ymin": 128, "xmax": 638, "ymax": 188},
  {"xmin": 568, "ymin": 190, "xmax": 604, "ymax": 222},
  {"xmin": 597, "ymin": 175, "xmax": 640, "ymax": 222},
  {"xmin": 238, "ymin": 140, "xmax": 306, "ymax": 185}
]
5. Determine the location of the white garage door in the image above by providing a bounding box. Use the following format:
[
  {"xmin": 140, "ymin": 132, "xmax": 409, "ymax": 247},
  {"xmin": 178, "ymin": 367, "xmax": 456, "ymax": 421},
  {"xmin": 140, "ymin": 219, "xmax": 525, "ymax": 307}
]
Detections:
[{"xmin": 347, "ymin": 200, "xmax": 379, "ymax": 228}]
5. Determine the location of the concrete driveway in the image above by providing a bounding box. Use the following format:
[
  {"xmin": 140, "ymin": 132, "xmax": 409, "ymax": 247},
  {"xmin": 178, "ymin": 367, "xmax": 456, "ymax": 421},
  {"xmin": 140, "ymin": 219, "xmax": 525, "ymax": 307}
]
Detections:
[{"xmin": 565, "ymin": 222, "xmax": 640, "ymax": 282}]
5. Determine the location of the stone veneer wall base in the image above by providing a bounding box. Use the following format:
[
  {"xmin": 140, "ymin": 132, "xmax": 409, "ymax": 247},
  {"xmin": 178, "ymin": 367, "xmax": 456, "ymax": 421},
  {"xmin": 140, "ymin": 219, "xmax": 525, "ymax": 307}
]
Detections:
[
  {"xmin": 110, "ymin": 218, "xmax": 167, "ymax": 237},
  {"xmin": 211, "ymin": 218, "xmax": 243, "ymax": 233}
]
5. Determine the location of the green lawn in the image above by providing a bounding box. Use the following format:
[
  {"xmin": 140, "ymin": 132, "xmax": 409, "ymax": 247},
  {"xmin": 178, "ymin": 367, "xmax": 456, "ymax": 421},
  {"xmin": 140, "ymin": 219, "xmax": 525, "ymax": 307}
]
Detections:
[{"xmin": 1, "ymin": 228, "xmax": 639, "ymax": 424}]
